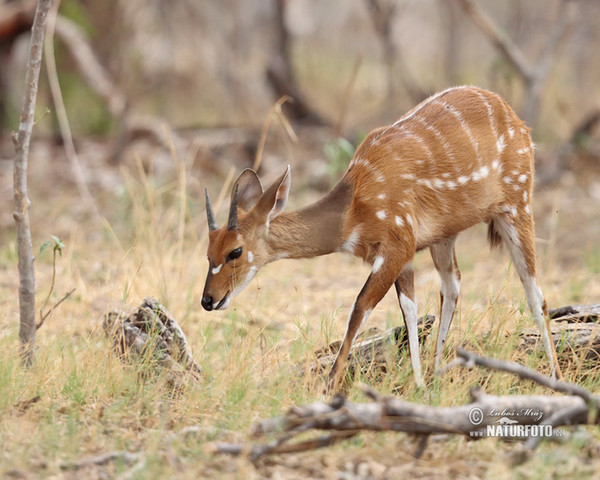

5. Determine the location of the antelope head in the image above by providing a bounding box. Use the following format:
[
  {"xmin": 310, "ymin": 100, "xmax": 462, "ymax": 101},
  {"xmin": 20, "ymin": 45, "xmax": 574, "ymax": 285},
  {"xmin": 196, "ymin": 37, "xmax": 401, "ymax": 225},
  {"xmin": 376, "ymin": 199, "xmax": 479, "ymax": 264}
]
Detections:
[{"xmin": 201, "ymin": 166, "xmax": 291, "ymax": 311}]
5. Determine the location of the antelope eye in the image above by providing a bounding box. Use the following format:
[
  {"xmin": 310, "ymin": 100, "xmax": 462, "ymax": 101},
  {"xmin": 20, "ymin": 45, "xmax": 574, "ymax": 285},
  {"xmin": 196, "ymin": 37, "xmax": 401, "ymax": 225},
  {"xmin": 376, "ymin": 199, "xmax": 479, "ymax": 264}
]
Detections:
[{"xmin": 226, "ymin": 247, "xmax": 243, "ymax": 262}]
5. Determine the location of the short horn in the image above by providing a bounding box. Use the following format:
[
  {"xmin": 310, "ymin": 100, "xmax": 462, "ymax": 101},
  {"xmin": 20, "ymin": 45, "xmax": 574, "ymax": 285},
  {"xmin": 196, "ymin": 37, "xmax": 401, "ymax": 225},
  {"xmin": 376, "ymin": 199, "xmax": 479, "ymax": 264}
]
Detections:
[
  {"xmin": 205, "ymin": 188, "xmax": 218, "ymax": 231},
  {"xmin": 227, "ymin": 185, "xmax": 239, "ymax": 231}
]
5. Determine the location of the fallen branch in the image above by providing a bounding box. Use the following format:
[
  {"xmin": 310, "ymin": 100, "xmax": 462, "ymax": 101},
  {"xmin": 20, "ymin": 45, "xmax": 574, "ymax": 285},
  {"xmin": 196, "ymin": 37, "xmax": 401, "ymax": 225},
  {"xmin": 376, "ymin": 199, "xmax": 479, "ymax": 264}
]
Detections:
[
  {"xmin": 308, "ymin": 304, "xmax": 600, "ymax": 383},
  {"xmin": 212, "ymin": 342, "xmax": 600, "ymax": 462},
  {"xmin": 306, "ymin": 315, "xmax": 435, "ymax": 379},
  {"xmin": 60, "ymin": 450, "xmax": 142, "ymax": 472}
]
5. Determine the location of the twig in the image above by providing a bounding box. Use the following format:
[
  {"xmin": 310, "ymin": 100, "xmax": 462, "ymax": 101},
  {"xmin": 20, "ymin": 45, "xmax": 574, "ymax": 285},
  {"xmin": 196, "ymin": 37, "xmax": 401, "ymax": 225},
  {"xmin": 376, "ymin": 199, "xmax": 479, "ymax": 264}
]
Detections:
[
  {"xmin": 61, "ymin": 450, "xmax": 141, "ymax": 471},
  {"xmin": 44, "ymin": 0, "xmax": 103, "ymax": 221},
  {"xmin": 454, "ymin": 348, "xmax": 598, "ymax": 405},
  {"xmin": 253, "ymin": 95, "xmax": 297, "ymax": 171},
  {"xmin": 37, "ymin": 288, "xmax": 75, "ymax": 330}
]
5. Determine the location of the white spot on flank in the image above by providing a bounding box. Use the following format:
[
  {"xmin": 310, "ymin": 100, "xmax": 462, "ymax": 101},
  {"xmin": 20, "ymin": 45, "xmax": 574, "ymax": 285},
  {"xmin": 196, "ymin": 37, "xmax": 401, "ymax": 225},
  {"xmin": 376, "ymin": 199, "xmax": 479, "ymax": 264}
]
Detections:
[
  {"xmin": 446, "ymin": 180, "xmax": 457, "ymax": 189},
  {"xmin": 503, "ymin": 176, "xmax": 513, "ymax": 184},
  {"xmin": 524, "ymin": 204, "xmax": 531, "ymax": 214},
  {"xmin": 247, "ymin": 251, "xmax": 254, "ymax": 263},
  {"xmin": 401, "ymin": 173, "xmax": 416, "ymax": 181},
  {"xmin": 376, "ymin": 210, "xmax": 387, "ymax": 220},
  {"xmin": 457, "ymin": 176, "xmax": 469, "ymax": 185},
  {"xmin": 406, "ymin": 214, "xmax": 413, "ymax": 226},
  {"xmin": 395, "ymin": 215, "xmax": 404, "ymax": 227},
  {"xmin": 523, "ymin": 191, "xmax": 528, "ymax": 203},
  {"xmin": 479, "ymin": 166, "xmax": 490, "ymax": 178},
  {"xmin": 517, "ymin": 147, "xmax": 529, "ymax": 155},
  {"xmin": 508, "ymin": 127, "xmax": 515, "ymax": 139},
  {"xmin": 211, "ymin": 264, "xmax": 223, "ymax": 274},
  {"xmin": 372, "ymin": 255, "xmax": 385, "ymax": 274},
  {"xmin": 518, "ymin": 174, "xmax": 528, "ymax": 183},
  {"xmin": 433, "ymin": 178, "xmax": 445, "ymax": 189},
  {"xmin": 378, "ymin": 193, "xmax": 386, "ymax": 200},
  {"xmin": 492, "ymin": 160, "xmax": 500, "ymax": 170}
]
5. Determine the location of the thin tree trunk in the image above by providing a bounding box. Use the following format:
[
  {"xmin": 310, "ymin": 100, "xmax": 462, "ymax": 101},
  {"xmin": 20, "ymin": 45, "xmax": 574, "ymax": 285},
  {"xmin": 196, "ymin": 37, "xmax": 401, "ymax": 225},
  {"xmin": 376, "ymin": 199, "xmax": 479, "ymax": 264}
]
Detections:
[{"xmin": 12, "ymin": 0, "xmax": 53, "ymax": 365}]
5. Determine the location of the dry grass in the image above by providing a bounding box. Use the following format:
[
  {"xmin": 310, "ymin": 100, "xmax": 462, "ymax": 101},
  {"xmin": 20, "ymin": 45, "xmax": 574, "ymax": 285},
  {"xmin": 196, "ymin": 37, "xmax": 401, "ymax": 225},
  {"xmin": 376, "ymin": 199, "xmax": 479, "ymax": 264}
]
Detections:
[{"xmin": 1, "ymin": 137, "xmax": 600, "ymax": 479}]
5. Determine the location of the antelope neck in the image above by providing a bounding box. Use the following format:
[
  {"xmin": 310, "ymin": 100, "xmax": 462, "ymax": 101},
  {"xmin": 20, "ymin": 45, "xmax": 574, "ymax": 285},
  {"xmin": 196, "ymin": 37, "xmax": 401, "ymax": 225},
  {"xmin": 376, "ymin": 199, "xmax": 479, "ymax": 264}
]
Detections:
[{"xmin": 266, "ymin": 179, "xmax": 352, "ymax": 260}]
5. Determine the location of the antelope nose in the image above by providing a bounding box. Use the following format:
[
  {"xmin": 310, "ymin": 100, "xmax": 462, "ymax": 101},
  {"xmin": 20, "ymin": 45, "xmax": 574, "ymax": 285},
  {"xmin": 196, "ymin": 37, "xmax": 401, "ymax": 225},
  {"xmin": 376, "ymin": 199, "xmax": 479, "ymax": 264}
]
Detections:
[{"xmin": 201, "ymin": 296, "xmax": 214, "ymax": 311}]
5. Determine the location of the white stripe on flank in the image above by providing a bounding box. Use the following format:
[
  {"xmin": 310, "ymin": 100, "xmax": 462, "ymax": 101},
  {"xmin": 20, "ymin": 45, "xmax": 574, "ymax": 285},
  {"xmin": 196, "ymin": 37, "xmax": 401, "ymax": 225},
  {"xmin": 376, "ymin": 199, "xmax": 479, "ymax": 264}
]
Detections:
[{"xmin": 432, "ymin": 99, "xmax": 481, "ymax": 163}]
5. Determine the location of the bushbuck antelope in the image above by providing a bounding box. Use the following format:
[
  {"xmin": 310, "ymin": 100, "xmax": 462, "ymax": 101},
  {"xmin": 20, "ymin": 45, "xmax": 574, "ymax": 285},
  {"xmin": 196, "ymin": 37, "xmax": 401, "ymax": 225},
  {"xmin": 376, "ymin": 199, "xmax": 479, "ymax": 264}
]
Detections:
[{"xmin": 202, "ymin": 86, "xmax": 561, "ymax": 389}]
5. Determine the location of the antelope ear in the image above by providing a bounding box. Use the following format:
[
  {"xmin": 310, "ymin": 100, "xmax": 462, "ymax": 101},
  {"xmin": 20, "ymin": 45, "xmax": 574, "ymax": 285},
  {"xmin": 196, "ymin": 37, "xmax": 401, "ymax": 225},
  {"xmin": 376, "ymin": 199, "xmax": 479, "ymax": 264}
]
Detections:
[
  {"xmin": 233, "ymin": 169, "xmax": 263, "ymax": 211},
  {"xmin": 255, "ymin": 165, "xmax": 291, "ymax": 225}
]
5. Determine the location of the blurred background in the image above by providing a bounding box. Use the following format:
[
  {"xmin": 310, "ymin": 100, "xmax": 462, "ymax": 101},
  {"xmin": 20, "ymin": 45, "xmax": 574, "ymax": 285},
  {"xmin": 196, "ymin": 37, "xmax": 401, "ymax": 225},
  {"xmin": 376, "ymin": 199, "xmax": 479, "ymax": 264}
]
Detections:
[
  {"xmin": 1, "ymin": 1, "xmax": 599, "ymax": 182},
  {"xmin": 0, "ymin": 0, "xmax": 598, "ymax": 314}
]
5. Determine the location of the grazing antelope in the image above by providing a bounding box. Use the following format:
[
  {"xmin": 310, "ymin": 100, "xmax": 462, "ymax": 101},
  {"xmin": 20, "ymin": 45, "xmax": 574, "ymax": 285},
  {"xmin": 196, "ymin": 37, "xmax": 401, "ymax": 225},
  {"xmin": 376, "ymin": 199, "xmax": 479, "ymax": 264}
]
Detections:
[{"xmin": 202, "ymin": 86, "xmax": 561, "ymax": 389}]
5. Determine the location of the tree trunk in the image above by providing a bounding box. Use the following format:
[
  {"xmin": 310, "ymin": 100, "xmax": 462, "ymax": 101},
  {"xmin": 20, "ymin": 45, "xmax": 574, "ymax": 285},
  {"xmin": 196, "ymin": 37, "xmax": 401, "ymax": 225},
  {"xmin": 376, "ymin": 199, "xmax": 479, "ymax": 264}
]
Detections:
[{"xmin": 12, "ymin": 0, "xmax": 53, "ymax": 365}]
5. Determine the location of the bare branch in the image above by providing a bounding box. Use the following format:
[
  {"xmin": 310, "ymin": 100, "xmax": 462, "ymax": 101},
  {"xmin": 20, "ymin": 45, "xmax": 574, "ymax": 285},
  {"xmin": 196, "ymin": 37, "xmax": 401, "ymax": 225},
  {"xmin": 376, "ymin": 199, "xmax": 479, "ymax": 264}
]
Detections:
[
  {"xmin": 37, "ymin": 288, "xmax": 75, "ymax": 330},
  {"xmin": 454, "ymin": 348, "xmax": 598, "ymax": 405},
  {"xmin": 13, "ymin": 0, "xmax": 54, "ymax": 365},
  {"xmin": 44, "ymin": 1, "xmax": 103, "ymax": 220},
  {"xmin": 455, "ymin": 0, "xmax": 533, "ymax": 80}
]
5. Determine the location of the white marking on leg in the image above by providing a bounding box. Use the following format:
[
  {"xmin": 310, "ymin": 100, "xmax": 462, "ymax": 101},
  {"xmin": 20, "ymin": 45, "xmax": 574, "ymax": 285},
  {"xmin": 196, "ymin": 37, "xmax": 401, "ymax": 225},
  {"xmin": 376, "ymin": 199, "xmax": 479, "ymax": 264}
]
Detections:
[
  {"xmin": 371, "ymin": 255, "xmax": 385, "ymax": 274},
  {"xmin": 523, "ymin": 275, "xmax": 556, "ymax": 378},
  {"xmin": 399, "ymin": 292, "xmax": 423, "ymax": 387},
  {"xmin": 211, "ymin": 264, "xmax": 223, "ymax": 275},
  {"xmin": 430, "ymin": 240, "xmax": 460, "ymax": 371},
  {"xmin": 436, "ymin": 272, "xmax": 460, "ymax": 371}
]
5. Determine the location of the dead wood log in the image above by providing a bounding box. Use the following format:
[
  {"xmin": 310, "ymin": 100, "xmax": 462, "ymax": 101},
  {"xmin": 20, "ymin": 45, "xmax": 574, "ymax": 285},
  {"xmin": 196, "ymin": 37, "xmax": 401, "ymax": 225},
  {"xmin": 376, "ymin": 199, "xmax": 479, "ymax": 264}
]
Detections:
[
  {"xmin": 102, "ymin": 297, "xmax": 201, "ymax": 384},
  {"xmin": 212, "ymin": 345, "xmax": 600, "ymax": 462},
  {"xmin": 308, "ymin": 305, "xmax": 600, "ymax": 381},
  {"xmin": 305, "ymin": 315, "xmax": 435, "ymax": 380}
]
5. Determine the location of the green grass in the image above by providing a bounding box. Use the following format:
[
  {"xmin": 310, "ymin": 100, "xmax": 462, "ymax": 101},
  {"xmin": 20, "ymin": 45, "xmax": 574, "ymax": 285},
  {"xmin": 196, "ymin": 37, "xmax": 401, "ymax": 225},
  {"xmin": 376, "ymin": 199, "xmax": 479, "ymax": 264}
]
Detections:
[{"xmin": 1, "ymin": 143, "xmax": 600, "ymax": 479}]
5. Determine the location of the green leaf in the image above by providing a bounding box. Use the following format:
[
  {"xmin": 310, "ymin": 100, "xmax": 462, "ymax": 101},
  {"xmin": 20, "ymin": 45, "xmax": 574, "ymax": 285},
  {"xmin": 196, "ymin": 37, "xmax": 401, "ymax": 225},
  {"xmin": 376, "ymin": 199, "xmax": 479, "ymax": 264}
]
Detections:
[{"xmin": 39, "ymin": 240, "xmax": 52, "ymax": 256}]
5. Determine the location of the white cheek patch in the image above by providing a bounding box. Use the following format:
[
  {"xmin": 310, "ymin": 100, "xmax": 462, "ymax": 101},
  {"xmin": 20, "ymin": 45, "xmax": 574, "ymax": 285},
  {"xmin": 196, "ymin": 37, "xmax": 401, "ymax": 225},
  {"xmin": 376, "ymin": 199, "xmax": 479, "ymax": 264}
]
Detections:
[
  {"xmin": 232, "ymin": 266, "xmax": 258, "ymax": 299},
  {"xmin": 211, "ymin": 264, "xmax": 223, "ymax": 275},
  {"xmin": 247, "ymin": 251, "xmax": 254, "ymax": 263}
]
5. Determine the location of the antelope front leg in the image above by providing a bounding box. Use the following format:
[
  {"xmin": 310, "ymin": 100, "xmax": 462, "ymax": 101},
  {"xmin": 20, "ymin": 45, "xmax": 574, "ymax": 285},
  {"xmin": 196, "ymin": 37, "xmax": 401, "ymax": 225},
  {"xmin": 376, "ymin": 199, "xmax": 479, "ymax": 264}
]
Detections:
[{"xmin": 328, "ymin": 255, "xmax": 400, "ymax": 392}]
